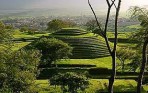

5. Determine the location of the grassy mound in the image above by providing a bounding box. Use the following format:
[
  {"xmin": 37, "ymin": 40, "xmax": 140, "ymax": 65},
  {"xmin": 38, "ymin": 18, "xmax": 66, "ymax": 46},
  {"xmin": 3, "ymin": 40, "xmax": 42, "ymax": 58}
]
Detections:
[
  {"xmin": 53, "ymin": 28, "xmax": 88, "ymax": 35},
  {"xmin": 50, "ymin": 28, "xmax": 110, "ymax": 59}
]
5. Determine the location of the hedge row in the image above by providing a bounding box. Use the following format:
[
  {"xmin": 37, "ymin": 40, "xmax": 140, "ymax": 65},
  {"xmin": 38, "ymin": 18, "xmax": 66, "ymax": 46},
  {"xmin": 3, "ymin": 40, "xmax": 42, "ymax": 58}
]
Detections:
[
  {"xmin": 88, "ymin": 68, "xmax": 112, "ymax": 75},
  {"xmin": 88, "ymin": 67, "xmax": 148, "ymax": 76},
  {"xmin": 108, "ymin": 38, "xmax": 137, "ymax": 43},
  {"xmin": 38, "ymin": 67, "xmax": 148, "ymax": 80},
  {"xmin": 37, "ymin": 68, "xmax": 88, "ymax": 79},
  {"xmin": 39, "ymin": 64, "xmax": 96, "ymax": 68}
]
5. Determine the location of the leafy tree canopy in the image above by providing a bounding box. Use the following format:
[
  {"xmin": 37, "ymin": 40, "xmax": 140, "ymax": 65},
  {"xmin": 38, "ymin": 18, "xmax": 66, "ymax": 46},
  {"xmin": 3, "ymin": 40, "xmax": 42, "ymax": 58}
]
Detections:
[
  {"xmin": 50, "ymin": 72, "xmax": 89, "ymax": 93},
  {"xmin": 0, "ymin": 21, "xmax": 13, "ymax": 44},
  {"xmin": 0, "ymin": 49, "xmax": 41, "ymax": 93},
  {"xmin": 47, "ymin": 19, "xmax": 76, "ymax": 32},
  {"xmin": 29, "ymin": 37, "xmax": 72, "ymax": 66}
]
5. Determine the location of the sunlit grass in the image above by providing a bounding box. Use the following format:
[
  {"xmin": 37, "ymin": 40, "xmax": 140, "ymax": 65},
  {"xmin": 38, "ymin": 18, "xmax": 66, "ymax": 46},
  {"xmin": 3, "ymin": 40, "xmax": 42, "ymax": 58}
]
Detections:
[
  {"xmin": 34, "ymin": 79, "xmax": 147, "ymax": 93},
  {"xmin": 107, "ymin": 32, "xmax": 131, "ymax": 39},
  {"xmin": 11, "ymin": 42, "xmax": 31, "ymax": 50},
  {"xmin": 126, "ymin": 24, "xmax": 141, "ymax": 29},
  {"xmin": 57, "ymin": 57, "xmax": 117, "ymax": 69}
]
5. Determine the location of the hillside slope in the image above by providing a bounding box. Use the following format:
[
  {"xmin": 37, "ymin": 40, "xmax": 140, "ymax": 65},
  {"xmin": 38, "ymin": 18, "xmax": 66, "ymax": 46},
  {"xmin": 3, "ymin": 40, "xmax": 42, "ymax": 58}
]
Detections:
[{"xmin": 50, "ymin": 28, "xmax": 110, "ymax": 59}]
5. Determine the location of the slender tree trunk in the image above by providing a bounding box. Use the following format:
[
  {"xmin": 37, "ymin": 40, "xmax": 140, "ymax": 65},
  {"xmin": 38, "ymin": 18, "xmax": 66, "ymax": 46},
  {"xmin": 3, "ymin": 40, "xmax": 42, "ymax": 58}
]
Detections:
[
  {"xmin": 108, "ymin": 52, "xmax": 116, "ymax": 93},
  {"xmin": 122, "ymin": 60, "xmax": 125, "ymax": 72},
  {"xmin": 88, "ymin": 0, "xmax": 121, "ymax": 92},
  {"xmin": 137, "ymin": 40, "xmax": 148, "ymax": 93}
]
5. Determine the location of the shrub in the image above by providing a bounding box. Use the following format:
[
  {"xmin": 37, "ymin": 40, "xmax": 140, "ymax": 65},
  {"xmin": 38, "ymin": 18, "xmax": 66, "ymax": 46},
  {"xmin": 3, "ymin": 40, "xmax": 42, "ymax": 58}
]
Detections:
[
  {"xmin": 88, "ymin": 68, "xmax": 112, "ymax": 75},
  {"xmin": 50, "ymin": 72, "xmax": 89, "ymax": 93},
  {"xmin": 29, "ymin": 37, "xmax": 72, "ymax": 66}
]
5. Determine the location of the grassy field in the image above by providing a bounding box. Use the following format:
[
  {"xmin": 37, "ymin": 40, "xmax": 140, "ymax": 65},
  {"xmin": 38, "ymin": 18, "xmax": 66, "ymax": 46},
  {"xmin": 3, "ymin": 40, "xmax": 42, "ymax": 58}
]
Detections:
[
  {"xmin": 12, "ymin": 42, "xmax": 31, "ymax": 50},
  {"xmin": 57, "ymin": 57, "xmax": 113, "ymax": 69},
  {"xmin": 126, "ymin": 24, "xmax": 141, "ymax": 29},
  {"xmin": 34, "ymin": 79, "xmax": 147, "ymax": 93},
  {"xmin": 117, "ymin": 42, "xmax": 137, "ymax": 48},
  {"xmin": 11, "ymin": 29, "xmax": 148, "ymax": 93},
  {"xmin": 13, "ymin": 31, "xmax": 50, "ymax": 39},
  {"xmin": 107, "ymin": 32, "xmax": 131, "ymax": 39}
]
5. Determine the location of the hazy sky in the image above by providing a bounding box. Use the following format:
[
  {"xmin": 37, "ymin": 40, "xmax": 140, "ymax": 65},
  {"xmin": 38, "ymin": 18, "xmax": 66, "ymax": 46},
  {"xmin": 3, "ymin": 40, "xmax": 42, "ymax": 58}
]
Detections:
[{"xmin": 0, "ymin": 0, "xmax": 148, "ymax": 11}]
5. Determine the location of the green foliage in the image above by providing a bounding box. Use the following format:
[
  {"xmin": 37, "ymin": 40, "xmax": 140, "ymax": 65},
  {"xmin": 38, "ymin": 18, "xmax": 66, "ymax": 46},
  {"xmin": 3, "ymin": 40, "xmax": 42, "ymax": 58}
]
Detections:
[
  {"xmin": 20, "ymin": 26, "xmax": 28, "ymax": 32},
  {"xmin": 27, "ymin": 28, "xmax": 38, "ymax": 35},
  {"xmin": 0, "ymin": 21, "xmax": 13, "ymax": 44},
  {"xmin": 127, "ymin": 53, "xmax": 142, "ymax": 72},
  {"xmin": 35, "ymin": 79, "xmax": 141, "ymax": 93},
  {"xmin": 129, "ymin": 6, "xmax": 148, "ymax": 45},
  {"xmin": 128, "ymin": 6, "xmax": 148, "ymax": 74},
  {"xmin": 50, "ymin": 72, "xmax": 89, "ymax": 93},
  {"xmin": 29, "ymin": 37, "xmax": 72, "ymax": 66},
  {"xmin": 20, "ymin": 26, "xmax": 38, "ymax": 35},
  {"xmin": 85, "ymin": 20, "xmax": 97, "ymax": 31},
  {"xmin": 47, "ymin": 19, "xmax": 76, "ymax": 32},
  {"xmin": 116, "ymin": 48, "xmax": 136, "ymax": 72},
  {"xmin": 0, "ymin": 49, "xmax": 41, "ymax": 93}
]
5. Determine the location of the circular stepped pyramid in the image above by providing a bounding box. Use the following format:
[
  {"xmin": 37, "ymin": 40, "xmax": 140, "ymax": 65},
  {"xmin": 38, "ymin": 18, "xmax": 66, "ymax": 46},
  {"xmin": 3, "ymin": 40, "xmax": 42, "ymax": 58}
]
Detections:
[
  {"xmin": 50, "ymin": 28, "xmax": 110, "ymax": 59},
  {"xmin": 53, "ymin": 28, "xmax": 88, "ymax": 35}
]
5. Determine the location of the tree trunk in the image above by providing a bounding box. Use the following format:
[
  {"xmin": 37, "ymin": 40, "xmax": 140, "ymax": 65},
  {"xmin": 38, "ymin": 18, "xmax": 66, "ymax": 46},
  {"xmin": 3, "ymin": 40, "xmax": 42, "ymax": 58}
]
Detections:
[
  {"xmin": 122, "ymin": 60, "xmax": 125, "ymax": 72},
  {"xmin": 137, "ymin": 40, "xmax": 148, "ymax": 93},
  {"xmin": 108, "ymin": 52, "xmax": 116, "ymax": 93}
]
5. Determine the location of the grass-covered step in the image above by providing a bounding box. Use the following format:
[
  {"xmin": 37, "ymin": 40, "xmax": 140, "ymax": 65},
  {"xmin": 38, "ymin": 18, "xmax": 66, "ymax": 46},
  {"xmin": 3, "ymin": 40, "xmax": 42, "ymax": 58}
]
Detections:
[
  {"xmin": 50, "ymin": 29, "xmax": 110, "ymax": 58},
  {"xmin": 39, "ymin": 64, "xmax": 96, "ymax": 68},
  {"xmin": 53, "ymin": 28, "xmax": 88, "ymax": 35},
  {"xmin": 24, "ymin": 28, "xmax": 110, "ymax": 59},
  {"xmin": 38, "ymin": 67, "xmax": 148, "ymax": 80}
]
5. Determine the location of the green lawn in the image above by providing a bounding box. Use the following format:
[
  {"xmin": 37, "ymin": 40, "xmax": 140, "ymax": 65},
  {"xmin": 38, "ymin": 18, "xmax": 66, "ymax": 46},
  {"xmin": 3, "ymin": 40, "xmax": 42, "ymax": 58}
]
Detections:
[
  {"xmin": 107, "ymin": 32, "xmax": 131, "ymax": 39},
  {"xmin": 34, "ymin": 79, "xmax": 147, "ymax": 93},
  {"xmin": 117, "ymin": 42, "xmax": 137, "ymax": 48},
  {"xmin": 57, "ymin": 57, "xmax": 112, "ymax": 69},
  {"xmin": 11, "ymin": 42, "xmax": 31, "ymax": 50},
  {"xmin": 126, "ymin": 24, "xmax": 141, "ymax": 29},
  {"xmin": 56, "ymin": 57, "xmax": 121, "ymax": 69},
  {"xmin": 10, "ymin": 29, "xmax": 148, "ymax": 93},
  {"xmin": 13, "ymin": 32, "xmax": 50, "ymax": 39}
]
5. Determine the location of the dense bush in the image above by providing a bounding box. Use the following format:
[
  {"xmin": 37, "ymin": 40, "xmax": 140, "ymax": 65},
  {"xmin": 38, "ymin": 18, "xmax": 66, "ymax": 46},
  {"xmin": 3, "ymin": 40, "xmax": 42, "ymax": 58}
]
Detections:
[
  {"xmin": 0, "ymin": 49, "xmax": 41, "ymax": 93},
  {"xmin": 89, "ymin": 68, "xmax": 112, "ymax": 75},
  {"xmin": 0, "ymin": 21, "xmax": 13, "ymax": 44},
  {"xmin": 47, "ymin": 19, "xmax": 76, "ymax": 32},
  {"xmin": 50, "ymin": 72, "xmax": 89, "ymax": 93},
  {"xmin": 38, "ymin": 68, "xmax": 58, "ymax": 79},
  {"xmin": 28, "ymin": 37, "xmax": 72, "ymax": 66}
]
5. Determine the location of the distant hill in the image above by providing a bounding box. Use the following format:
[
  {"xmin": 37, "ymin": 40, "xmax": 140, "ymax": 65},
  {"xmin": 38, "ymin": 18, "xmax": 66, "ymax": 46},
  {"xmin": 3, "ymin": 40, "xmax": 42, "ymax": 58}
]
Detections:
[{"xmin": 0, "ymin": 8, "xmax": 87, "ymax": 18}]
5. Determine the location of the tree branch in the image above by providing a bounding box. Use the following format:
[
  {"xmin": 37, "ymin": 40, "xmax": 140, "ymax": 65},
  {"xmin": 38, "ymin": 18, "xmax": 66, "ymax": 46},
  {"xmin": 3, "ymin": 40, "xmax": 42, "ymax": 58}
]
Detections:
[
  {"xmin": 113, "ymin": 0, "xmax": 121, "ymax": 52},
  {"xmin": 88, "ymin": 0, "xmax": 102, "ymax": 31},
  {"xmin": 106, "ymin": 0, "xmax": 110, "ymax": 7},
  {"xmin": 111, "ymin": 0, "xmax": 117, "ymax": 9}
]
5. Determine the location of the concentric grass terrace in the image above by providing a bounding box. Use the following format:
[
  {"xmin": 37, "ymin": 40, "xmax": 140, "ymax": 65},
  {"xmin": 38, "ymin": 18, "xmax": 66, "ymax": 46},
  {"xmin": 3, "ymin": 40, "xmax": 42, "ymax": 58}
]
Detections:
[
  {"xmin": 50, "ymin": 28, "xmax": 110, "ymax": 59},
  {"xmin": 12, "ymin": 28, "xmax": 148, "ymax": 92}
]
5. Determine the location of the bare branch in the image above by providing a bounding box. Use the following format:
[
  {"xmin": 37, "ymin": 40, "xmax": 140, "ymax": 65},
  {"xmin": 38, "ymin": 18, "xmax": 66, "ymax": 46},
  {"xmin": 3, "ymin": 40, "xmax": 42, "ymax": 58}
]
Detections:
[
  {"xmin": 113, "ymin": 0, "xmax": 122, "ymax": 52},
  {"xmin": 104, "ymin": 7, "xmax": 111, "ymax": 34},
  {"xmin": 88, "ymin": 0, "xmax": 102, "ymax": 31},
  {"xmin": 104, "ymin": 0, "xmax": 116, "ymax": 35},
  {"xmin": 106, "ymin": 0, "xmax": 110, "ymax": 7},
  {"xmin": 111, "ymin": 0, "xmax": 117, "ymax": 9},
  {"xmin": 104, "ymin": 36, "xmax": 112, "ymax": 54}
]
